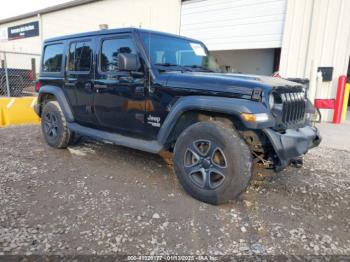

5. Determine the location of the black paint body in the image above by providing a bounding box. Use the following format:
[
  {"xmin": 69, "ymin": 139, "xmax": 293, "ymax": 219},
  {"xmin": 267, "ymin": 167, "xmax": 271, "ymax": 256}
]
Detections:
[{"xmin": 35, "ymin": 28, "xmax": 321, "ymax": 170}]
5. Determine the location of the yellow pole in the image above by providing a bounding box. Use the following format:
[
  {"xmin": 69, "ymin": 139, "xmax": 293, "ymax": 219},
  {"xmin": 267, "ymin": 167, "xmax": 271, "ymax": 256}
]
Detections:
[{"xmin": 342, "ymin": 84, "xmax": 350, "ymax": 121}]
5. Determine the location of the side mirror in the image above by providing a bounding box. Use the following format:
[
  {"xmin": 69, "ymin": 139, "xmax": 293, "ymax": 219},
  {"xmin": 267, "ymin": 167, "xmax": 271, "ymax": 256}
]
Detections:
[{"xmin": 118, "ymin": 53, "xmax": 140, "ymax": 71}]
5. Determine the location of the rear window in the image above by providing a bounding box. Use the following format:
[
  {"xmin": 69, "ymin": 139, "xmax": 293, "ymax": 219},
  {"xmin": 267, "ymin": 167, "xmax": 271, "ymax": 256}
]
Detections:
[
  {"xmin": 68, "ymin": 41, "xmax": 92, "ymax": 72},
  {"xmin": 42, "ymin": 43, "xmax": 64, "ymax": 72}
]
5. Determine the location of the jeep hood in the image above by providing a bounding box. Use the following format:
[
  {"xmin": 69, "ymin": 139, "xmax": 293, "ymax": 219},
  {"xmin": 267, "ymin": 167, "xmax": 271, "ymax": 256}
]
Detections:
[{"xmin": 162, "ymin": 71, "xmax": 303, "ymax": 98}]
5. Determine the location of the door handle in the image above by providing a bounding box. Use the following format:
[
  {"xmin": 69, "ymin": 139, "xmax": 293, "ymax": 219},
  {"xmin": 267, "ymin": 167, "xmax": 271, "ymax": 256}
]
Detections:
[
  {"xmin": 84, "ymin": 82, "xmax": 93, "ymax": 90},
  {"xmin": 65, "ymin": 82, "xmax": 75, "ymax": 87}
]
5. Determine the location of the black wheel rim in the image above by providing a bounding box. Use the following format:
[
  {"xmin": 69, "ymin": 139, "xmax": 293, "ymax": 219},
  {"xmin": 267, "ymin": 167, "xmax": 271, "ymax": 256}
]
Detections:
[
  {"xmin": 43, "ymin": 112, "xmax": 58, "ymax": 138},
  {"xmin": 184, "ymin": 139, "xmax": 227, "ymax": 190}
]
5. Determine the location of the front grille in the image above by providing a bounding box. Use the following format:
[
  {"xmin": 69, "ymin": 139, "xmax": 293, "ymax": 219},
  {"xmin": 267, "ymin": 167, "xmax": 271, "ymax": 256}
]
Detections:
[{"xmin": 278, "ymin": 89, "xmax": 306, "ymax": 127}]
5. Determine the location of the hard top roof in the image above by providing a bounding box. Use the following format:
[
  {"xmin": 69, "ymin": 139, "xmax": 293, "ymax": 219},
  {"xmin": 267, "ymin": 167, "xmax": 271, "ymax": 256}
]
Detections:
[{"xmin": 44, "ymin": 27, "xmax": 202, "ymax": 44}]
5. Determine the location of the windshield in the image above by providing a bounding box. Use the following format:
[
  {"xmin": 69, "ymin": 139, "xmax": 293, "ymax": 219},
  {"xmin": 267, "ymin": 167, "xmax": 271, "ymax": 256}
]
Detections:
[{"xmin": 141, "ymin": 32, "xmax": 220, "ymax": 72}]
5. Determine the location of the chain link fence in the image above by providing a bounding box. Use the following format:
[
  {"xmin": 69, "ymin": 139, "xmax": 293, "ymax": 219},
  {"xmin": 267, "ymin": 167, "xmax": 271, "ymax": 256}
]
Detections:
[{"xmin": 0, "ymin": 51, "xmax": 41, "ymax": 97}]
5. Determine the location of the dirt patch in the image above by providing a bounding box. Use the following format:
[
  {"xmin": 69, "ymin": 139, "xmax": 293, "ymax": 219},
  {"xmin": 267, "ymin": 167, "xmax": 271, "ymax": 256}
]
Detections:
[{"xmin": 0, "ymin": 125, "xmax": 349, "ymax": 256}]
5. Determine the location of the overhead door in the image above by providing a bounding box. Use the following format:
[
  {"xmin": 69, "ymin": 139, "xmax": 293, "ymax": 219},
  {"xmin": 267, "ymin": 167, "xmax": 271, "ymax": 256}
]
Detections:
[{"xmin": 180, "ymin": 0, "xmax": 287, "ymax": 50}]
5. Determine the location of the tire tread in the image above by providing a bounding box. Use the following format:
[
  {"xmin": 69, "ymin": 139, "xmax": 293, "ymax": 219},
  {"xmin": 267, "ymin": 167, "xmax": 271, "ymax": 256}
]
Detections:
[
  {"xmin": 173, "ymin": 120, "xmax": 252, "ymax": 205},
  {"xmin": 41, "ymin": 101, "xmax": 71, "ymax": 149}
]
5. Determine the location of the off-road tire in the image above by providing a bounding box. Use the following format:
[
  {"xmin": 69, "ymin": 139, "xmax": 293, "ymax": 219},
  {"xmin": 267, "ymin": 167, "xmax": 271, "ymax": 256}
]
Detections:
[
  {"xmin": 41, "ymin": 101, "xmax": 72, "ymax": 149},
  {"xmin": 173, "ymin": 121, "xmax": 252, "ymax": 205}
]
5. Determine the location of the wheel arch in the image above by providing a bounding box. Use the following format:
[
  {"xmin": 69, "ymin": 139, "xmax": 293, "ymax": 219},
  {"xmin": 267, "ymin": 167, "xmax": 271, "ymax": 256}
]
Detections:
[
  {"xmin": 162, "ymin": 110, "xmax": 243, "ymax": 150},
  {"xmin": 36, "ymin": 85, "xmax": 74, "ymax": 122},
  {"xmin": 157, "ymin": 96, "xmax": 273, "ymax": 150}
]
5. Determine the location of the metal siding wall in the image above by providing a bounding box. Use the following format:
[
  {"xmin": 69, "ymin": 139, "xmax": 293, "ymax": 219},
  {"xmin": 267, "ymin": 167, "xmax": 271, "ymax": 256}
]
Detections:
[
  {"xmin": 279, "ymin": 0, "xmax": 350, "ymax": 121},
  {"xmin": 180, "ymin": 0, "xmax": 287, "ymax": 50}
]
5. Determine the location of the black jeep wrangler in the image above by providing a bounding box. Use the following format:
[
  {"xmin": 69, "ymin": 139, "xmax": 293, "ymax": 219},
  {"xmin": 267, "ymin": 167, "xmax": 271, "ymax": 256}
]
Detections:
[{"xmin": 35, "ymin": 28, "xmax": 321, "ymax": 204}]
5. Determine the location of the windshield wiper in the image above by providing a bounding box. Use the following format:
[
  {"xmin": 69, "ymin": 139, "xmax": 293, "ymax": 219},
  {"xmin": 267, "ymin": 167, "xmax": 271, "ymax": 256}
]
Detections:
[
  {"xmin": 154, "ymin": 63, "xmax": 190, "ymax": 72},
  {"xmin": 155, "ymin": 63, "xmax": 179, "ymax": 67},
  {"xmin": 183, "ymin": 65, "xmax": 214, "ymax": 72}
]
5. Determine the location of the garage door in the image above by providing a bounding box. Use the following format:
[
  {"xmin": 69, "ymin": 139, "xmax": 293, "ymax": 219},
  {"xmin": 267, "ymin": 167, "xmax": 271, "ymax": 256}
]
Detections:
[{"xmin": 180, "ymin": 0, "xmax": 287, "ymax": 50}]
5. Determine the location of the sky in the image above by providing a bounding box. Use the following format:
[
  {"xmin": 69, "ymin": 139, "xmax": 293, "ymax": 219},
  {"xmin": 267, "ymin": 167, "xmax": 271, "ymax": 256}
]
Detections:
[{"xmin": 0, "ymin": 0, "xmax": 73, "ymax": 20}]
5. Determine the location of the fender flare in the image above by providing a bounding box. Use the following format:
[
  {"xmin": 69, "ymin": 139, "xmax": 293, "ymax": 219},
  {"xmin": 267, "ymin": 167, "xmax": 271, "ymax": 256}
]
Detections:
[
  {"xmin": 37, "ymin": 85, "xmax": 74, "ymax": 122},
  {"xmin": 157, "ymin": 96, "xmax": 274, "ymax": 145}
]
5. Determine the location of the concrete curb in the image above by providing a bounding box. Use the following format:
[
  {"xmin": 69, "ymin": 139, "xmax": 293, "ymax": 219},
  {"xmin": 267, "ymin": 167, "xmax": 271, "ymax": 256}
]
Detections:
[{"xmin": 0, "ymin": 97, "xmax": 40, "ymax": 127}]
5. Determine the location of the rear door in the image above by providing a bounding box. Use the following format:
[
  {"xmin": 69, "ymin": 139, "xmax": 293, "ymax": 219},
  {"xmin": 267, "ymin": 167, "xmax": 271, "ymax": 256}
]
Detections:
[{"xmin": 64, "ymin": 38, "xmax": 96, "ymax": 126}]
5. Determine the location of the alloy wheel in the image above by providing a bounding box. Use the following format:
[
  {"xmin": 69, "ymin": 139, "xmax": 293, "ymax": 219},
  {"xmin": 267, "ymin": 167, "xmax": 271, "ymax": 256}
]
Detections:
[
  {"xmin": 184, "ymin": 139, "xmax": 227, "ymax": 190},
  {"xmin": 44, "ymin": 112, "xmax": 59, "ymax": 138}
]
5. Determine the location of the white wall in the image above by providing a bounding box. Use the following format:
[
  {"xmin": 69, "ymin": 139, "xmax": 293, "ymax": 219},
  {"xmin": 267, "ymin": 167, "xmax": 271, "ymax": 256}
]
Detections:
[
  {"xmin": 211, "ymin": 49, "xmax": 275, "ymax": 75},
  {"xmin": 279, "ymin": 0, "xmax": 350, "ymax": 121},
  {"xmin": 0, "ymin": 0, "xmax": 182, "ymax": 54},
  {"xmin": 40, "ymin": 0, "xmax": 181, "ymax": 39},
  {"xmin": 180, "ymin": 0, "xmax": 287, "ymax": 50}
]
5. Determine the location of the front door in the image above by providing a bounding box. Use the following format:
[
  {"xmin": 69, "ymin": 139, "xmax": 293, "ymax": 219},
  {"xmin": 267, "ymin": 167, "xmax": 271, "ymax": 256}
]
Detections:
[
  {"xmin": 93, "ymin": 35, "xmax": 146, "ymax": 136},
  {"xmin": 65, "ymin": 39, "xmax": 95, "ymax": 126}
]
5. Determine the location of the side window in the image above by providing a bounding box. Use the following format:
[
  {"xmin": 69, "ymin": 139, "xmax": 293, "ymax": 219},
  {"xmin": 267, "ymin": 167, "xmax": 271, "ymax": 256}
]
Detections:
[
  {"xmin": 42, "ymin": 43, "xmax": 64, "ymax": 72},
  {"xmin": 100, "ymin": 38, "xmax": 137, "ymax": 72},
  {"xmin": 68, "ymin": 41, "xmax": 92, "ymax": 72}
]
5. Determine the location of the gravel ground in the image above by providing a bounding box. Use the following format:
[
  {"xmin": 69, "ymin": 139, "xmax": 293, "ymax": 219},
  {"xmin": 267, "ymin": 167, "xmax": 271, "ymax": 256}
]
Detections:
[{"xmin": 0, "ymin": 125, "xmax": 349, "ymax": 256}]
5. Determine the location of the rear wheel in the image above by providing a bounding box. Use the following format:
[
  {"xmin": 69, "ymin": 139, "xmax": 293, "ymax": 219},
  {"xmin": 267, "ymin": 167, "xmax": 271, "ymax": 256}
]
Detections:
[
  {"xmin": 41, "ymin": 101, "xmax": 71, "ymax": 149},
  {"xmin": 173, "ymin": 121, "xmax": 252, "ymax": 205}
]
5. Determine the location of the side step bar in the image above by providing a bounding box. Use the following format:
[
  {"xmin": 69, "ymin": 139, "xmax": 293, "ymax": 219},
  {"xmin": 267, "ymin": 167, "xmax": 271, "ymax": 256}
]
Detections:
[{"xmin": 68, "ymin": 123, "xmax": 163, "ymax": 154}]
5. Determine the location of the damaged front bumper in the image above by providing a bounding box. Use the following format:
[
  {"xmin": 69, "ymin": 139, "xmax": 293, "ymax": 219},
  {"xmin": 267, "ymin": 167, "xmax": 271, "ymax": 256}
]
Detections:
[{"xmin": 263, "ymin": 126, "xmax": 322, "ymax": 171}]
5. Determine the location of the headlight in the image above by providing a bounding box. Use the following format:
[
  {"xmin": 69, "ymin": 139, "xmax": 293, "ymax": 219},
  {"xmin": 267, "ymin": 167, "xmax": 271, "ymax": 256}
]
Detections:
[{"xmin": 269, "ymin": 93, "xmax": 275, "ymax": 109}]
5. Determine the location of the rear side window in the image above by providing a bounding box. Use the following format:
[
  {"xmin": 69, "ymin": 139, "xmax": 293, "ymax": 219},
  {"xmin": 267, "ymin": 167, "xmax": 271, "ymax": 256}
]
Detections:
[
  {"xmin": 100, "ymin": 38, "xmax": 137, "ymax": 72},
  {"xmin": 68, "ymin": 41, "xmax": 92, "ymax": 72},
  {"xmin": 42, "ymin": 43, "xmax": 64, "ymax": 72}
]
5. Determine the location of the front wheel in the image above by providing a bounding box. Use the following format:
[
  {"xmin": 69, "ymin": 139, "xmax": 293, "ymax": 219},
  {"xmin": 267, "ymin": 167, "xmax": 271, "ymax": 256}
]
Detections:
[{"xmin": 173, "ymin": 121, "xmax": 252, "ymax": 205}]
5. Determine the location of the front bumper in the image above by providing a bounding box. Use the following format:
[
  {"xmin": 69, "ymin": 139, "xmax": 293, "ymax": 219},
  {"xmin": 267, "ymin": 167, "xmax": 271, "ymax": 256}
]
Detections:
[{"xmin": 263, "ymin": 126, "xmax": 321, "ymax": 171}]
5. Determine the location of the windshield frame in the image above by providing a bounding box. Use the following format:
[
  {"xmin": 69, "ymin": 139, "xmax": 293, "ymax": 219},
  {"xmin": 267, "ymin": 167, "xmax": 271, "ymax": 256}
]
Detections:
[{"xmin": 138, "ymin": 31, "xmax": 214, "ymax": 73}]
